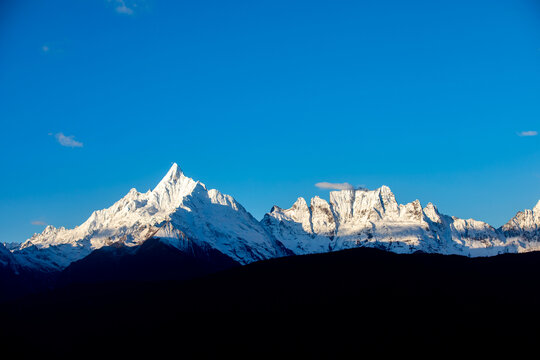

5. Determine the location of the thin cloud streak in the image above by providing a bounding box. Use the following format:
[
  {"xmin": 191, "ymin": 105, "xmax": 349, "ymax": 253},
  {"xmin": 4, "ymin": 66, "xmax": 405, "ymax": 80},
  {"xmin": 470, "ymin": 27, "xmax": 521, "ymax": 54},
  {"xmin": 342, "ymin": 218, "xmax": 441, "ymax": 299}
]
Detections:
[
  {"xmin": 518, "ymin": 131, "xmax": 537, "ymax": 137},
  {"xmin": 113, "ymin": 0, "xmax": 135, "ymax": 15},
  {"xmin": 315, "ymin": 182, "xmax": 355, "ymax": 190},
  {"xmin": 31, "ymin": 220, "xmax": 47, "ymax": 226},
  {"xmin": 54, "ymin": 133, "xmax": 83, "ymax": 148}
]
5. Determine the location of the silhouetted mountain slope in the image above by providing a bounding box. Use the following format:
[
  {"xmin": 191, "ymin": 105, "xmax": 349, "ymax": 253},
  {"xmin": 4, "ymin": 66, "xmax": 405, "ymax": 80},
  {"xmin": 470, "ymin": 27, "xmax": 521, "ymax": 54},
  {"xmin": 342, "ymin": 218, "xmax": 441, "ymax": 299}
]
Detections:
[
  {"xmin": 58, "ymin": 237, "xmax": 239, "ymax": 285},
  {"xmin": 3, "ymin": 247, "xmax": 540, "ymax": 356},
  {"xmin": 0, "ymin": 264, "xmax": 52, "ymax": 302}
]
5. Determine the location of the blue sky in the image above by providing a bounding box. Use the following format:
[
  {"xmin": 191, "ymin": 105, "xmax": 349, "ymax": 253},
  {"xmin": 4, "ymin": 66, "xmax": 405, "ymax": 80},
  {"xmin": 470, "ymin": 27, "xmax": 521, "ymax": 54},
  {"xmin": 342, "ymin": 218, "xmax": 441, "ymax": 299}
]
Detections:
[{"xmin": 1, "ymin": 0, "xmax": 539, "ymax": 243}]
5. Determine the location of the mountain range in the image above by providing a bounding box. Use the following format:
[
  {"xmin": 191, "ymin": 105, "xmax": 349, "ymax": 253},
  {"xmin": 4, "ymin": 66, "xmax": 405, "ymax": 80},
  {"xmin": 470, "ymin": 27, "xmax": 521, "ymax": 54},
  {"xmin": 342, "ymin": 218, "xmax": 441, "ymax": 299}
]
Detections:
[{"xmin": 1, "ymin": 163, "xmax": 540, "ymax": 298}]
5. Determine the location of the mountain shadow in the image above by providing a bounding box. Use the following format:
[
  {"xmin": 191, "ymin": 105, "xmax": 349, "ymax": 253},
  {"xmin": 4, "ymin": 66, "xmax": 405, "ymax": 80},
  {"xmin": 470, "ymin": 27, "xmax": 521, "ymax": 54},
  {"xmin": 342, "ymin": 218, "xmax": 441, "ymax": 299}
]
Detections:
[{"xmin": 57, "ymin": 237, "xmax": 240, "ymax": 285}]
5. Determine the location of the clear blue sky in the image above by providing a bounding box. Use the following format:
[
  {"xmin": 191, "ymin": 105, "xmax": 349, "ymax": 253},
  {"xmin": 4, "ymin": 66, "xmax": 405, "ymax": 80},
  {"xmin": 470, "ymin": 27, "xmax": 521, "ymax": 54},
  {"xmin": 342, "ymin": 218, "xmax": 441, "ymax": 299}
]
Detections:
[{"xmin": 1, "ymin": 0, "xmax": 539, "ymax": 243}]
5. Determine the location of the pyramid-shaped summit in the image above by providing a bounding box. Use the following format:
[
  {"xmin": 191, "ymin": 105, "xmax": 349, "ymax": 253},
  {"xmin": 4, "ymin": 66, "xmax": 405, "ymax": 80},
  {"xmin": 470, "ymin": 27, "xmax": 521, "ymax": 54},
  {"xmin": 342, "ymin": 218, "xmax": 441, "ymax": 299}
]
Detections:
[
  {"xmin": 8, "ymin": 163, "xmax": 540, "ymax": 274},
  {"xmin": 156, "ymin": 163, "xmax": 183, "ymax": 185},
  {"xmin": 12, "ymin": 163, "xmax": 288, "ymax": 272}
]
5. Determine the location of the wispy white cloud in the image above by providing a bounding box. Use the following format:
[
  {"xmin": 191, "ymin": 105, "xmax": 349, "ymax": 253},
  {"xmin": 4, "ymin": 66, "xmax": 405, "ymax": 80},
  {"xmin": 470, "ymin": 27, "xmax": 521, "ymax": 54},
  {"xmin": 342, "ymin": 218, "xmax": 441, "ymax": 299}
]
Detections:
[
  {"xmin": 41, "ymin": 42, "xmax": 67, "ymax": 55},
  {"xmin": 116, "ymin": 0, "xmax": 134, "ymax": 14},
  {"xmin": 109, "ymin": 0, "xmax": 136, "ymax": 15},
  {"xmin": 518, "ymin": 130, "xmax": 538, "ymax": 137},
  {"xmin": 31, "ymin": 220, "xmax": 47, "ymax": 226},
  {"xmin": 53, "ymin": 133, "xmax": 83, "ymax": 148},
  {"xmin": 105, "ymin": 0, "xmax": 147, "ymax": 16},
  {"xmin": 315, "ymin": 182, "xmax": 355, "ymax": 190},
  {"xmin": 315, "ymin": 182, "xmax": 368, "ymax": 191}
]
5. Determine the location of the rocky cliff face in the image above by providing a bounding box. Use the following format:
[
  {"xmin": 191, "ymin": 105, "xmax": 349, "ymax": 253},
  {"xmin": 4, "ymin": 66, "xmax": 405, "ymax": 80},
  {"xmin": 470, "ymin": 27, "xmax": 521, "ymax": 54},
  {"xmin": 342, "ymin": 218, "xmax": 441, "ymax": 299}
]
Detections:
[
  {"xmin": 262, "ymin": 186, "xmax": 536, "ymax": 256},
  {"xmin": 501, "ymin": 200, "xmax": 540, "ymax": 242}
]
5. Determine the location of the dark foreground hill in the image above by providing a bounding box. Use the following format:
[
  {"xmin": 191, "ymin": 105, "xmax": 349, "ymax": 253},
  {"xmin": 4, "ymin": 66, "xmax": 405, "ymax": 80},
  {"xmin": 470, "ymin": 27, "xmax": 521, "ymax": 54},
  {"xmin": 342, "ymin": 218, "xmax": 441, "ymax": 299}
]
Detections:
[{"xmin": 2, "ymin": 247, "xmax": 540, "ymax": 356}]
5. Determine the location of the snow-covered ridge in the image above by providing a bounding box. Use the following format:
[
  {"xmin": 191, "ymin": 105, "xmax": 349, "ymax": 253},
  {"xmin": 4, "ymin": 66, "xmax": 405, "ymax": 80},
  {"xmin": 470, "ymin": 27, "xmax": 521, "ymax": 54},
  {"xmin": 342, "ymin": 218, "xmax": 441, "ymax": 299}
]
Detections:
[
  {"xmin": 11, "ymin": 163, "xmax": 286, "ymax": 271},
  {"xmin": 501, "ymin": 200, "xmax": 540, "ymax": 241},
  {"xmin": 262, "ymin": 187, "xmax": 540, "ymax": 257},
  {"xmin": 8, "ymin": 163, "xmax": 540, "ymax": 272}
]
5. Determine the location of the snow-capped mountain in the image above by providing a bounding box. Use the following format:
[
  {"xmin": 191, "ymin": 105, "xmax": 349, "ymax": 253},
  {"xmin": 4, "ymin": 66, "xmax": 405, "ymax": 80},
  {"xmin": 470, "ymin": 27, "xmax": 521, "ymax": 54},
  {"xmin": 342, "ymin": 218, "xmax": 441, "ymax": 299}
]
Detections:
[
  {"xmin": 262, "ymin": 186, "xmax": 540, "ymax": 257},
  {"xmin": 7, "ymin": 163, "xmax": 540, "ymax": 274},
  {"xmin": 501, "ymin": 200, "xmax": 540, "ymax": 242},
  {"xmin": 12, "ymin": 163, "xmax": 288, "ymax": 272}
]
